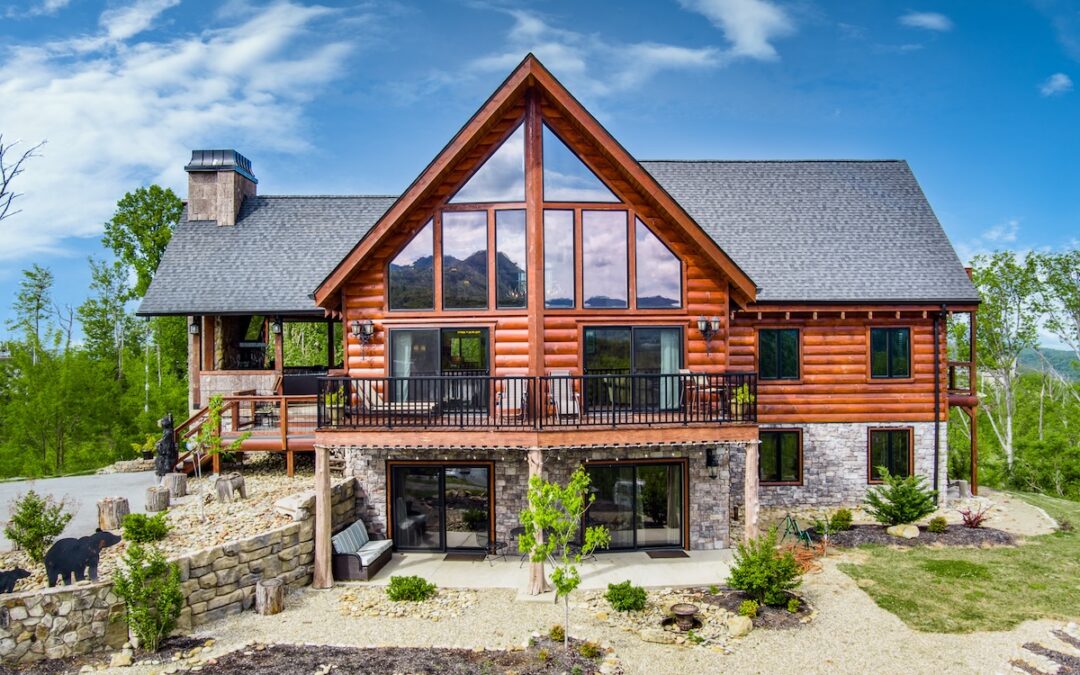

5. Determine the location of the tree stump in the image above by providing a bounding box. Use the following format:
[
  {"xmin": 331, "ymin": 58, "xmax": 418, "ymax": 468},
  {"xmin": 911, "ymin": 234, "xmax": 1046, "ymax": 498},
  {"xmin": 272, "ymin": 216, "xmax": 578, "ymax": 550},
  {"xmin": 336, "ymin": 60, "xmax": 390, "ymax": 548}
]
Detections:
[
  {"xmin": 97, "ymin": 497, "xmax": 130, "ymax": 531},
  {"xmin": 215, "ymin": 473, "xmax": 247, "ymax": 503},
  {"xmin": 255, "ymin": 578, "xmax": 284, "ymax": 615},
  {"xmin": 162, "ymin": 472, "xmax": 188, "ymax": 499},
  {"xmin": 145, "ymin": 486, "xmax": 170, "ymax": 512}
]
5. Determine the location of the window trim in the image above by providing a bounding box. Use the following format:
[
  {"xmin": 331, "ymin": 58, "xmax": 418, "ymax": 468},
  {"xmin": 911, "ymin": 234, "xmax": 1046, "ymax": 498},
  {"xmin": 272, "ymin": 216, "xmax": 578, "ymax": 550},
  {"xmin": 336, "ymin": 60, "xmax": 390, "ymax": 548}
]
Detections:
[
  {"xmin": 757, "ymin": 328, "xmax": 801, "ymax": 381},
  {"xmin": 758, "ymin": 428, "xmax": 803, "ymax": 486},
  {"xmin": 867, "ymin": 326, "xmax": 914, "ymax": 381},
  {"xmin": 866, "ymin": 427, "xmax": 915, "ymax": 484}
]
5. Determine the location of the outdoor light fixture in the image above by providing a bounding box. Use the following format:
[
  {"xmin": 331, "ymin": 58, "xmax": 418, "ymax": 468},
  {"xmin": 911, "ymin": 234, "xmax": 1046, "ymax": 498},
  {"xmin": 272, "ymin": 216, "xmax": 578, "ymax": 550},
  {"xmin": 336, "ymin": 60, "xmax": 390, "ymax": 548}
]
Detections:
[
  {"xmin": 351, "ymin": 319, "xmax": 377, "ymax": 359},
  {"xmin": 188, "ymin": 319, "xmax": 200, "ymax": 335},
  {"xmin": 706, "ymin": 446, "xmax": 720, "ymax": 479},
  {"xmin": 270, "ymin": 318, "xmax": 283, "ymax": 335},
  {"xmin": 697, "ymin": 315, "xmax": 721, "ymax": 355}
]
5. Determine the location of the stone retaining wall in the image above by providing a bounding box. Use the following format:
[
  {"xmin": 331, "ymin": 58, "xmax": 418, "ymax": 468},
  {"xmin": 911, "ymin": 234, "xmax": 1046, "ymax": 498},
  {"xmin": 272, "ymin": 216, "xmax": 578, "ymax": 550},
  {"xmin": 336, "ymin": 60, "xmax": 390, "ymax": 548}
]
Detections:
[{"xmin": 0, "ymin": 478, "xmax": 356, "ymax": 665}]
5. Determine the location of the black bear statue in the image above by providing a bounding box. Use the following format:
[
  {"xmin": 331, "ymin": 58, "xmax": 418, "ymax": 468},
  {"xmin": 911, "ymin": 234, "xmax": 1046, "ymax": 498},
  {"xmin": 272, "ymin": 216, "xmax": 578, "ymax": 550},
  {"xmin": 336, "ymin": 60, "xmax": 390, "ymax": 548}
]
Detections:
[
  {"xmin": 44, "ymin": 530, "xmax": 122, "ymax": 587},
  {"xmin": 154, "ymin": 412, "xmax": 178, "ymax": 478},
  {"xmin": 0, "ymin": 568, "xmax": 30, "ymax": 593}
]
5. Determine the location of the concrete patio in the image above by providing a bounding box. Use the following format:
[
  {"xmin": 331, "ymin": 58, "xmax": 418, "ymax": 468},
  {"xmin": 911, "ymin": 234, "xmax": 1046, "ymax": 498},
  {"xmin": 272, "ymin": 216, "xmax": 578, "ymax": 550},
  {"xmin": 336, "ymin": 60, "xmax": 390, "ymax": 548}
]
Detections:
[{"xmin": 351, "ymin": 549, "xmax": 733, "ymax": 598}]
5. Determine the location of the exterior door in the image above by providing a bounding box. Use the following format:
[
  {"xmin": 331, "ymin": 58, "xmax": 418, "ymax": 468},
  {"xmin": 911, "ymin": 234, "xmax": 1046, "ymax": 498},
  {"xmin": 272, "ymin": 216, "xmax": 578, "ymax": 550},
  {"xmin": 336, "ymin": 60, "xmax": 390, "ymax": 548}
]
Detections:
[
  {"xmin": 584, "ymin": 461, "xmax": 685, "ymax": 549},
  {"xmin": 390, "ymin": 464, "xmax": 492, "ymax": 552}
]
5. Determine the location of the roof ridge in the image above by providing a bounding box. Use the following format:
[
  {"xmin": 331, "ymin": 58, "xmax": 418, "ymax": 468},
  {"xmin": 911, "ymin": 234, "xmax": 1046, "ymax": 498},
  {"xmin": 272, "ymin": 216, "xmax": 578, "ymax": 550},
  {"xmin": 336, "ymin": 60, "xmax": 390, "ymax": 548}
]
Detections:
[{"xmin": 639, "ymin": 159, "xmax": 905, "ymax": 164}]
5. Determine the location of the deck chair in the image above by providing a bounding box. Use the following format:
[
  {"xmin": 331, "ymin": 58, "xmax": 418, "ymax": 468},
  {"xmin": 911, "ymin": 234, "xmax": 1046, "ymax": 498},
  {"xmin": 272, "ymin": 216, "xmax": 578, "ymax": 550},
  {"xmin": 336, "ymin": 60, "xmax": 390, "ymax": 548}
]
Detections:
[
  {"xmin": 495, "ymin": 378, "xmax": 529, "ymax": 421},
  {"xmin": 357, "ymin": 380, "xmax": 438, "ymax": 416},
  {"xmin": 547, "ymin": 370, "xmax": 580, "ymax": 418},
  {"xmin": 780, "ymin": 513, "xmax": 814, "ymax": 548},
  {"xmin": 679, "ymin": 369, "xmax": 722, "ymax": 414}
]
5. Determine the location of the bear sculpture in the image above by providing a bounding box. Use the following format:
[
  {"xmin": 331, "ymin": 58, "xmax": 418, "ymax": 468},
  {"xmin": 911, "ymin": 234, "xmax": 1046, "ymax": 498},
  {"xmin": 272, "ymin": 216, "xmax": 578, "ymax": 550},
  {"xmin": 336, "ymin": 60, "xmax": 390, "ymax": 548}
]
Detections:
[
  {"xmin": 154, "ymin": 412, "xmax": 178, "ymax": 478},
  {"xmin": 44, "ymin": 530, "xmax": 122, "ymax": 587},
  {"xmin": 0, "ymin": 568, "xmax": 30, "ymax": 593}
]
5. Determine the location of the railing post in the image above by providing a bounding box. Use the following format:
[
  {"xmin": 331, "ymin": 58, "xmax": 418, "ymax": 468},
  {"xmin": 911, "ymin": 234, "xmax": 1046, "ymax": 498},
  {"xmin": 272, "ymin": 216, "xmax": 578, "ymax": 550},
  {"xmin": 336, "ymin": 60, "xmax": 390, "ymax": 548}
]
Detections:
[{"xmin": 280, "ymin": 396, "xmax": 292, "ymax": 478}]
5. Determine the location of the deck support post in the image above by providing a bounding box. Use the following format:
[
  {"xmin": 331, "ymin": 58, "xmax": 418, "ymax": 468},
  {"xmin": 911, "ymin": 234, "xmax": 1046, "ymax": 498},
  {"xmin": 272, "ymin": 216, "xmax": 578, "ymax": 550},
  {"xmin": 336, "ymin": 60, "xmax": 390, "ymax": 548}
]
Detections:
[
  {"xmin": 313, "ymin": 444, "xmax": 333, "ymax": 589},
  {"xmin": 526, "ymin": 446, "xmax": 551, "ymax": 596},
  {"xmin": 742, "ymin": 441, "xmax": 759, "ymax": 542}
]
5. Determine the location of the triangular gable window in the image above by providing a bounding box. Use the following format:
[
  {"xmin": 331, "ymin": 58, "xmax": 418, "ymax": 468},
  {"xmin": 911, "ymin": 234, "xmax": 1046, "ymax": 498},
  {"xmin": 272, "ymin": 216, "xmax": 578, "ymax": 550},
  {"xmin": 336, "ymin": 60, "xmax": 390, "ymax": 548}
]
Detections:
[
  {"xmin": 449, "ymin": 124, "xmax": 525, "ymax": 203},
  {"xmin": 543, "ymin": 124, "xmax": 619, "ymax": 202}
]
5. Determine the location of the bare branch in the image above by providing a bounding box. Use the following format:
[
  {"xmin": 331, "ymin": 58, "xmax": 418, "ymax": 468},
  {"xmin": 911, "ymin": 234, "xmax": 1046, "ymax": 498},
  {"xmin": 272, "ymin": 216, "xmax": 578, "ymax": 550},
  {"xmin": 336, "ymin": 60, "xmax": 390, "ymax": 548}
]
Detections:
[{"xmin": 0, "ymin": 135, "xmax": 46, "ymax": 223}]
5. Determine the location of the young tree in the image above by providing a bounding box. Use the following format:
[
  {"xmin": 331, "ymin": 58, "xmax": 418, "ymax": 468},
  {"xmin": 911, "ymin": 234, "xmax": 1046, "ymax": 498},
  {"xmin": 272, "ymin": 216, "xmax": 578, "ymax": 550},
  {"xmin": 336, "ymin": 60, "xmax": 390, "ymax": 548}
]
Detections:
[
  {"xmin": 0, "ymin": 135, "xmax": 44, "ymax": 223},
  {"xmin": 518, "ymin": 467, "xmax": 610, "ymax": 650},
  {"xmin": 8, "ymin": 265, "xmax": 54, "ymax": 366},
  {"xmin": 77, "ymin": 257, "xmax": 137, "ymax": 378},
  {"xmin": 971, "ymin": 251, "xmax": 1041, "ymax": 471},
  {"xmin": 101, "ymin": 185, "xmax": 183, "ymax": 298},
  {"xmin": 1037, "ymin": 249, "xmax": 1080, "ymax": 365}
]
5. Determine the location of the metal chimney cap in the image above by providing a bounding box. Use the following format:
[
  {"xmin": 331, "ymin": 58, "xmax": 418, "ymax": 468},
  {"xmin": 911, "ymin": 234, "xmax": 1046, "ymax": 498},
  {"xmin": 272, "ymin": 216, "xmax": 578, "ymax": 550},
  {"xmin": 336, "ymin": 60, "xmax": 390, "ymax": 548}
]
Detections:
[{"xmin": 184, "ymin": 149, "xmax": 257, "ymax": 184}]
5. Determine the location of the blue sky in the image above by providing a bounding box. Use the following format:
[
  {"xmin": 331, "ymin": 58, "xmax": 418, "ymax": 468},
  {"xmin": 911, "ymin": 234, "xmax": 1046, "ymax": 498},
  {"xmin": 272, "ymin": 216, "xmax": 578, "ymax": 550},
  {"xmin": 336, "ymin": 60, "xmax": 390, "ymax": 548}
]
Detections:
[{"xmin": 0, "ymin": 0, "xmax": 1077, "ymax": 344}]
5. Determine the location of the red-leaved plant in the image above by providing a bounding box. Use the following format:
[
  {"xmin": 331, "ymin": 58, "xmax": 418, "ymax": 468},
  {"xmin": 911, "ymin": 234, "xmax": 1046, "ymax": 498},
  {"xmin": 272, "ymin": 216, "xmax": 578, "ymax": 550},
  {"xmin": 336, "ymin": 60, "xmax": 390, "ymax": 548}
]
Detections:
[{"xmin": 958, "ymin": 504, "xmax": 991, "ymax": 528}]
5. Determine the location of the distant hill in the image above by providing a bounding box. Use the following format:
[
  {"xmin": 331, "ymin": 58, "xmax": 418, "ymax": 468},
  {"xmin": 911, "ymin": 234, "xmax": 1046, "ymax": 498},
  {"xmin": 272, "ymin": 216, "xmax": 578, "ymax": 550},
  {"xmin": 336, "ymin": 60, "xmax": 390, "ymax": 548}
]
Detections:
[{"xmin": 1019, "ymin": 347, "xmax": 1080, "ymax": 380}]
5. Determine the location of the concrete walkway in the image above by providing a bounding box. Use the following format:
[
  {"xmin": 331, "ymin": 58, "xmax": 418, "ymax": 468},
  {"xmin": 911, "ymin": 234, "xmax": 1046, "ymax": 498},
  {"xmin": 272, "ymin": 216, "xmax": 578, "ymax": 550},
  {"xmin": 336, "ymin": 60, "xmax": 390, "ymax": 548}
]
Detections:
[
  {"xmin": 361, "ymin": 549, "xmax": 732, "ymax": 596},
  {"xmin": 0, "ymin": 471, "xmax": 159, "ymax": 550}
]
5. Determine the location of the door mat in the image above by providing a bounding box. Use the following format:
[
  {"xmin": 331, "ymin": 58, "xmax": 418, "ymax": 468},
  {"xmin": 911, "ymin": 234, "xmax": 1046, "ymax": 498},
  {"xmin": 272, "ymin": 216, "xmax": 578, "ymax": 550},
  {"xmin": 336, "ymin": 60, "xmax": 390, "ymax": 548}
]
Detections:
[
  {"xmin": 646, "ymin": 549, "xmax": 689, "ymax": 559},
  {"xmin": 444, "ymin": 552, "xmax": 486, "ymax": 562}
]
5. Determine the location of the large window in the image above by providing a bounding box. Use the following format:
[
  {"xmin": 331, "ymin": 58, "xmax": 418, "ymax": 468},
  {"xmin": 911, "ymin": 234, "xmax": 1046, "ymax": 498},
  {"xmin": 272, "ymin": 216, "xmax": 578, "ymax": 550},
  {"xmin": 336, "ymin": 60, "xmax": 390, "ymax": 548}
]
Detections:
[
  {"xmin": 389, "ymin": 328, "xmax": 490, "ymax": 408},
  {"xmin": 388, "ymin": 219, "xmax": 434, "ymax": 310},
  {"xmin": 868, "ymin": 428, "xmax": 912, "ymax": 482},
  {"xmin": 759, "ymin": 430, "xmax": 801, "ymax": 484},
  {"xmin": 582, "ymin": 210, "xmax": 628, "ymax": 309},
  {"xmin": 759, "ymin": 329, "xmax": 799, "ymax": 380},
  {"xmin": 495, "ymin": 210, "xmax": 527, "ymax": 308},
  {"xmin": 870, "ymin": 327, "xmax": 911, "ymax": 379},
  {"xmin": 635, "ymin": 218, "xmax": 681, "ymax": 308},
  {"xmin": 583, "ymin": 326, "xmax": 682, "ymax": 410},
  {"xmin": 442, "ymin": 211, "xmax": 488, "ymax": 310},
  {"xmin": 584, "ymin": 461, "xmax": 684, "ymax": 549},
  {"xmin": 544, "ymin": 210, "xmax": 575, "ymax": 308},
  {"xmin": 450, "ymin": 124, "xmax": 525, "ymax": 204},
  {"xmin": 542, "ymin": 124, "xmax": 618, "ymax": 202}
]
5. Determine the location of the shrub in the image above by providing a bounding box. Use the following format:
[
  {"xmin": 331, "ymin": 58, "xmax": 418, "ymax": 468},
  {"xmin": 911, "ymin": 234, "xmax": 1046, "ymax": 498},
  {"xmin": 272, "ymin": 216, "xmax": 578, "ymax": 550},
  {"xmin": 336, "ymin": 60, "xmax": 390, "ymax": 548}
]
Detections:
[
  {"xmin": 686, "ymin": 630, "xmax": 704, "ymax": 645},
  {"xmin": 604, "ymin": 580, "xmax": 647, "ymax": 612},
  {"xmin": 830, "ymin": 508, "xmax": 853, "ymax": 531},
  {"xmin": 548, "ymin": 624, "xmax": 565, "ymax": 642},
  {"xmin": 728, "ymin": 527, "xmax": 802, "ymax": 606},
  {"xmin": 959, "ymin": 504, "xmax": 990, "ymax": 529},
  {"xmin": 1058, "ymin": 519, "xmax": 1074, "ymax": 533},
  {"xmin": 864, "ymin": 470, "xmax": 938, "ymax": 526},
  {"xmin": 386, "ymin": 575, "xmax": 436, "ymax": 602},
  {"xmin": 928, "ymin": 516, "xmax": 948, "ymax": 534},
  {"xmin": 577, "ymin": 641, "xmax": 601, "ymax": 659},
  {"xmin": 786, "ymin": 597, "xmax": 801, "ymax": 614},
  {"xmin": 738, "ymin": 599, "xmax": 758, "ymax": 617},
  {"xmin": 571, "ymin": 665, "xmax": 584, "ymax": 675},
  {"xmin": 113, "ymin": 543, "xmax": 183, "ymax": 652},
  {"xmin": 537, "ymin": 649, "xmax": 550, "ymax": 662},
  {"xmin": 4, "ymin": 491, "xmax": 73, "ymax": 564},
  {"xmin": 122, "ymin": 511, "xmax": 171, "ymax": 543},
  {"xmin": 708, "ymin": 584, "xmax": 720, "ymax": 595}
]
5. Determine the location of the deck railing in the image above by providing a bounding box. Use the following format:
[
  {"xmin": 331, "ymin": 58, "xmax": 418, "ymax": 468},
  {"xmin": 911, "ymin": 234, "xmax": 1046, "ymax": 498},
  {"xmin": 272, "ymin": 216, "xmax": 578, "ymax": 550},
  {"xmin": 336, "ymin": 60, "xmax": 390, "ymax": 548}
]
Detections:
[{"xmin": 316, "ymin": 371, "xmax": 756, "ymax": 430}]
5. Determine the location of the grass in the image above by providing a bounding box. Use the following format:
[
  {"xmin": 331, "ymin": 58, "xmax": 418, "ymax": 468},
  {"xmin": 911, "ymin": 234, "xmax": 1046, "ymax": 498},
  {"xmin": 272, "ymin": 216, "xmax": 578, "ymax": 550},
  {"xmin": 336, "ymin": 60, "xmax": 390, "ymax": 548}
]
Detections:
[{"xmin": 837, "ymin": 491, "xmax": 1080, "ymax": 633}]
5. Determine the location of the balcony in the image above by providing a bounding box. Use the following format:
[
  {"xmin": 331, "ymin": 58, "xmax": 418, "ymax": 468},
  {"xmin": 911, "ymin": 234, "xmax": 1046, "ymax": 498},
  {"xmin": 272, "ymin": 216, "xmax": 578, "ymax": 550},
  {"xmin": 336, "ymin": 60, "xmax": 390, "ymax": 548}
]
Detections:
[{"xmin": 316, "ymin": 372, "xmax": 757, "ymax": 431}]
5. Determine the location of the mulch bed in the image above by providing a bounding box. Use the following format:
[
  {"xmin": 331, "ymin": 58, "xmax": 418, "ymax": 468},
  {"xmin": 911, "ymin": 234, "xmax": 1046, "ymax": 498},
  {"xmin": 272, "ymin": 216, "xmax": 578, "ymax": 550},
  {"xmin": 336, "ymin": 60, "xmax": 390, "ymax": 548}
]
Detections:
[
  {"xmin": 824, "ymin": 524, "xmax": 1015, "ymax": 548},
  {"xmin": 696, "ymin": 589, "xmax": 812, "ymax": 630}
]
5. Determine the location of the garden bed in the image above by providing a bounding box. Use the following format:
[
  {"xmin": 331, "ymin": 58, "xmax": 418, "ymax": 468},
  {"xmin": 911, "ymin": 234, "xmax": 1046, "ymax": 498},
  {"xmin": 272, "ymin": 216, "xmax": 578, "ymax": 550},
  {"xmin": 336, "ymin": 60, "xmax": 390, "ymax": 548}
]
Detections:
[
  {"xmin": 826, "ymin": 524, "xmax": 1015, "ymax": 548},
  {"xmin": 697, "ymin": 588, "xmax": 812, "ymax": 630}
]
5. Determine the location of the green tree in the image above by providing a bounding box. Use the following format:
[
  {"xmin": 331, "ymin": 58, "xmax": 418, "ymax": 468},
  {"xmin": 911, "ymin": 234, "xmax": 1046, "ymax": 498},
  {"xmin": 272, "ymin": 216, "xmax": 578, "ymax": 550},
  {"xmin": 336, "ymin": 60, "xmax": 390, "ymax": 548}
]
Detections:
[
  {"xmin": 77, "ymin": 257, "xmax": 137, "ymax": 378},
  {"xmin": 1037, "ymin": 250, "xmax": 1080, "ymax": 366},
  {"xmin": 101, "ymin": 185, "xmax": 183, "ymax": 298},
  {"xmin": 9, "ymin": 265, "xmax": 54, "ymax": 366},
  {"xmin": 518, "ymin": 467, "xmax": 610, "ymax": 650}
]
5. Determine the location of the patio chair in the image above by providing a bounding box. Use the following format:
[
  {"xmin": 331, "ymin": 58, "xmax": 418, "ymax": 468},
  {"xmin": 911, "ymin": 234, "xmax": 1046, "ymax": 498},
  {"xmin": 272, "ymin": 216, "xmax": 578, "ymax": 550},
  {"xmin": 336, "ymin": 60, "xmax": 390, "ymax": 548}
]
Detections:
[
  {"xmin": 357, "ymin": 380, "xmax": 438, "ymax": 417},
  {"xmin": 679, "ymin": 369, "xmax": 724, "ymax": 415},
  {"xmin": 547, "ymin": 370, "xmax": 580, "ymax": 418},
  {"xmin": 331, "ymin": 519, "xmax": 392, "ymax": 581},
  {"xmin": 495, "ymin": 379, "xmax": 530, "ymax": 422}
]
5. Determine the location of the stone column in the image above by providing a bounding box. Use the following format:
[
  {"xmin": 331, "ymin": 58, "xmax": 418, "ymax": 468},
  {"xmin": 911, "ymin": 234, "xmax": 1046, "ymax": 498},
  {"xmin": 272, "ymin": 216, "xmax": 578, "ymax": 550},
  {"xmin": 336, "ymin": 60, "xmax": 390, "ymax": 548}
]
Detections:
[
  {"xmin": 313, "ymin": 444, "xmax": 333, "ymax": 589},
  {"xmin": 742, "ymin": 441, "xmax": 760, "ymax": 542}
]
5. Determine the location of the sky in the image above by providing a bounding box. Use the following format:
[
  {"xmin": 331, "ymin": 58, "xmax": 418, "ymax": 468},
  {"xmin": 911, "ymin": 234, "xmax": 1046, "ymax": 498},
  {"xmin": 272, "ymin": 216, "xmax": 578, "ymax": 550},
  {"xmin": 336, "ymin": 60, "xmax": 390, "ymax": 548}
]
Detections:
[{"xmin": 0, "ymin": 0, "xmax": 1077, "ymax": 344}]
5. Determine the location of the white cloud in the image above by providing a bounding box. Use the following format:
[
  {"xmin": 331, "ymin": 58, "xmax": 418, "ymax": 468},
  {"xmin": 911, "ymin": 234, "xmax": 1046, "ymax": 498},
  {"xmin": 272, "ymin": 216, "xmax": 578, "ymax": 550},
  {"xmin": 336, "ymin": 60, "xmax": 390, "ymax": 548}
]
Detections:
[
  {"xmin": 8, "ymin": 0, "xmax": 72, "ymax": 17},
  {"xmin": 899, "ymin": 12, "xmax": 953, "ymax": 32},
  {"xmin": 983, "ymin": 219, "xmax": 1019, "ymax": 243},
  {"xmin": 678, "ymin": 0, "xmax": 795, "ymax": 60},
  {"xmin": 0, "ymin": 1, "xmax": 357, "ymax": 260},
  {"xmin": 1040, "ymin": 72, "xmax": 1073, "ymax": 96}
]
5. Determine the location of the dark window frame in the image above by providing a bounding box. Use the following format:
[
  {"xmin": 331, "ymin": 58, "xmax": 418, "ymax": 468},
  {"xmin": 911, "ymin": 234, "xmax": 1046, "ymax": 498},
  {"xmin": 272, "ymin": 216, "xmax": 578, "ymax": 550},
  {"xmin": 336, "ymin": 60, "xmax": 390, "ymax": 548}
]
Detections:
[
  {"xmin": 494, "ymin": 209, "xmax": 528, "ymax": 310},
  {"xmin": 634, "ymin": 217, "xmax": 683, "ymax": 309},
  {"xmin": 386, "ymin": 219, "xmax": 435, "ymax": 312},
  {"xmin": 869, "ymin": 327, "xmax": 912, "ymax": 379},
  {"xmin": 759, "ymin": 429, "xmax": 803, "ymax": 485},
  {"xmin": 543, "ymin": 209, "xmax": 577, "ymax": 309},
  {"xmin": 867, "ymin": 427, "xmax": 914, "ymax": 483},
  {"xmin": 581, "ymin": 209, "xmax": 630, "ymax": 310},
  {"xmin": 758, "ymin": 328, "xmax": 800, "ymax": 380}
]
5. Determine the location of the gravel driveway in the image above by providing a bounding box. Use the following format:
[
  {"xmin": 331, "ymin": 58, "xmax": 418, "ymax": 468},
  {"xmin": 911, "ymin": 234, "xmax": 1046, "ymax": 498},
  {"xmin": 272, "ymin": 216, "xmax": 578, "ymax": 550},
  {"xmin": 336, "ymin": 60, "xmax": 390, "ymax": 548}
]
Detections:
[{"xmin": 0, "ymin": 471, "xmax": 158, "ymax": 550}]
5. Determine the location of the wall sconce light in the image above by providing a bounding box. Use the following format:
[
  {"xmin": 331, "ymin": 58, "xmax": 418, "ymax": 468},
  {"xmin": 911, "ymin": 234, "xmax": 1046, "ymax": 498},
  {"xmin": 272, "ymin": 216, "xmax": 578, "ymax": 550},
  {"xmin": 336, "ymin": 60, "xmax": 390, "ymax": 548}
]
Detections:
[
  {"xmin": 697, "ymin": 315, "xmax": 721, "ymax": 355},
  {"xmin": 351, "ymin": 319, "xmax": 376, "ymax": 359},
  {"xmin": 188, "ymin": 319, "xmax": 200, "ymax": 335},
  {"xmin": 706, "ymin": 446, "xmax": 720, "ymax": 480},
  {"xmin": 270, "ymin": 318, "xmax": 283, "ymax": 335}
]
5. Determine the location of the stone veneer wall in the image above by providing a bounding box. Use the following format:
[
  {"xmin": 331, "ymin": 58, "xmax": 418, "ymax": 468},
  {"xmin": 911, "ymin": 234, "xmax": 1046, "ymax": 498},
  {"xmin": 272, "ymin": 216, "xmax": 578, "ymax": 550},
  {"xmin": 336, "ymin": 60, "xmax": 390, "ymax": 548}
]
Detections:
[
  {"xmin": 0, "ymin": 478, "xmax": 355, "ymax": 665},
  {"xmin": 340, "ymin": 444, "xmax": 740, "ymax": 550},
  {"xmin": 757, "ymin": 421, "xmax": 946, "ymax": 519}
]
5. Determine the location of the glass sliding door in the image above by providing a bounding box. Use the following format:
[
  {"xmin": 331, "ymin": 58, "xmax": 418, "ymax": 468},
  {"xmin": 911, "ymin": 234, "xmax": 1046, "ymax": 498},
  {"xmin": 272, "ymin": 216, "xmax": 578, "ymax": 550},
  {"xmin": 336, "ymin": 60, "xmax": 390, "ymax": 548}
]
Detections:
[
  {"xmin": 390, "ymin": 464, "xmax": 492, "ymax": 552},
  {"xmin": 388, "ymin": 327, "xmax": 490, "ymax": 410},
  {"xmin": 582, "ymin": 327, "xmax": 682, "ymax": 412},
  {"xmin": 391, "ymin": 466, "xmax": 442, "ymax": 549},
  {"xmin": 443, "ymin": 466, "xmax": 491, "ymax": 549},
  {"xmin": 584, "ymin": 461, "xmax": 685, "ymax": 550}
]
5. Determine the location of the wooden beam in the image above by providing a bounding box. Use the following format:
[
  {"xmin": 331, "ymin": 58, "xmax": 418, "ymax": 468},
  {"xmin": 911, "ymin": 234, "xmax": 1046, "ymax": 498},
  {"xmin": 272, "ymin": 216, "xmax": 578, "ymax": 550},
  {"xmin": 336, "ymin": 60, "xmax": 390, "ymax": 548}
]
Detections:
[
  {"xmin": 743, "ymin": 441, "xmax": 759, "ymax": 543},
  {"xmin": 526, "ymin": 447, "xmax": 550, "ymax": 595},
  {"xmin": 525, "ymin": 88, "xmax": 545, "ymax": 379},
  {"xmin": 312, "ymin": 445, "xmax": 333, "ymax": 589}
]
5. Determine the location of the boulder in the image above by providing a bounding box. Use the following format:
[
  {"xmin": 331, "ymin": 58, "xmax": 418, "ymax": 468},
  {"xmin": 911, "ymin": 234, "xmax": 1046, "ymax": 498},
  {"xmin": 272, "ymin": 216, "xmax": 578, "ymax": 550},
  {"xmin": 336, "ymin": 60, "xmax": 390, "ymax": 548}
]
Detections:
[
  {"xmin": 639, "ymin": 628, "xmax": 677, "ymax": 644},
  {"xmin": 726, "ymin": 615, "xmax": 753, "ymax": 638},
  {"xmin": 886, "ymin": 524, "xmax": 920, "ymax": 539}
]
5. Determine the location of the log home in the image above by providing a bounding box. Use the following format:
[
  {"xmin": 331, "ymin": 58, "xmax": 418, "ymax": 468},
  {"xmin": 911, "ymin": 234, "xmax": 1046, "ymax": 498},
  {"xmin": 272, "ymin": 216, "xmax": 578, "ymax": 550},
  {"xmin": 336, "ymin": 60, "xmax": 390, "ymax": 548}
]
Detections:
[{"xmin": 139, "ymin": 55, "xmax": 979, "ymax": 554}]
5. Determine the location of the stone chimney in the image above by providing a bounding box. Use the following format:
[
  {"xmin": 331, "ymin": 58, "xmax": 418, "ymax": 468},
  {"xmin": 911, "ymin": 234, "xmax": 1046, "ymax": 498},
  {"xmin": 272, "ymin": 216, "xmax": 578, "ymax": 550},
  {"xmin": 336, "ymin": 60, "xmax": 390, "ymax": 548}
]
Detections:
[{"xmin": 184, "ymin": 149, "xmax": 257, "ymax": 226}]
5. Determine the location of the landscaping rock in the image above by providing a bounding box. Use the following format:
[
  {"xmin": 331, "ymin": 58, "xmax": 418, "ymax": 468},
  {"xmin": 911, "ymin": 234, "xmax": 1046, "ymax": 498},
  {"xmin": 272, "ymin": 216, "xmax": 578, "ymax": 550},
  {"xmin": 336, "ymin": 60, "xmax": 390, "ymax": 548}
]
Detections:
[
  {"xmin": 639, "ymin": 628, "xmax": 678, "ymax": 644},
  {"xmin": 886, "ymin": 524, "xmax": 920, "ymax": 539},
  {"xmin": 726, "ymin": 615, "xmax": 753, "ymax": 638}
]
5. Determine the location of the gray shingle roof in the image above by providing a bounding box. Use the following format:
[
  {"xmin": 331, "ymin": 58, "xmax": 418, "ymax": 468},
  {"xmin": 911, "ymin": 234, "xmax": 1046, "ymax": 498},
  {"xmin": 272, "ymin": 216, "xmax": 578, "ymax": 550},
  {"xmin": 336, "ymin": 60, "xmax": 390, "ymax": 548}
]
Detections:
[
  {"xmin": 138, "ymin": 195, "xmax": 395, "ymax": 315},
  {"xmin": 641, "ymin": 160, "xmax": 979, "ymax": 303},
  {"xmin": 138, "ymin": 160, "xmax": 978, "ymax": 315}
]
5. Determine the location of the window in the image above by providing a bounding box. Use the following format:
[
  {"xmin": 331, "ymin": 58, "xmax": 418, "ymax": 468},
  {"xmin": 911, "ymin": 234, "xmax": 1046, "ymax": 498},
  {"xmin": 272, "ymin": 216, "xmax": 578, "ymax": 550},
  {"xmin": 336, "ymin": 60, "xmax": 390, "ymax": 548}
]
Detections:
[
  {"xmin": 635, "ymin": 218, "xmax": 681, "ymax": 308},
  {"xmin": 583, "ymin": 326, "xmax": 682, "ymax": 410},
  {"xmin": 870, "ymin": 327, "xmax": 911, "ymax": 379},
  {"xmin": 449, "ymin": 123, "xmax": 525, "ymax": 203},
  {"xmin": 759, "ymin": 329, "xmax": 799, "ymax": 380},
  {"xmin": 868, "ymin": 429, "xmax": 912, "ymax": 481},
  {"xmin": 544, "ymin": 210, "xmax": 575, "ymax": 308},
  {"xmin": 759, "ymin": 430, "xmax": 801, "ymax": 484},
  {"xmin": 582, "ymin": 210, "xmax": 628, "ymax": 308},
  {"xmin": 441, "ymin": 211, "xmax": 488, "ymax": 309},
  {"xmin": 495, "ymin": 210, "xmax": 527, "ymax": 308},
  {"xmin": 542, "ymin": 124, "xmax": 618, "ymax": 202},
  {"xmin": 388, "ymin": 219, "xmax": 434, "ymax": 310}
]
